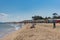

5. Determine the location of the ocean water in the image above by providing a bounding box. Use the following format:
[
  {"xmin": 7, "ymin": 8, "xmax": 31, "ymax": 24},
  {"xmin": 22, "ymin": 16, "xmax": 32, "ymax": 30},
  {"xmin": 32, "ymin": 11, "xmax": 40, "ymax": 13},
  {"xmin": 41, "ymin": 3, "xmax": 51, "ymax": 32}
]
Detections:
[{"xmin": 0, "ymin": 23, "xmax": 24, "ymax": 38}]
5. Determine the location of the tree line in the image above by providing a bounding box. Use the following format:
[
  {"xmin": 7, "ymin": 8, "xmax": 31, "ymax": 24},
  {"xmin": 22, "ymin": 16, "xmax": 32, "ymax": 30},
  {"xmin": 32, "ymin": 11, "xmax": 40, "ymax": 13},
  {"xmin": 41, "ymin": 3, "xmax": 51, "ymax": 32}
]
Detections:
[{"xmin": 32, "ymin": 13, "xmax": 60, "ymax": 20}]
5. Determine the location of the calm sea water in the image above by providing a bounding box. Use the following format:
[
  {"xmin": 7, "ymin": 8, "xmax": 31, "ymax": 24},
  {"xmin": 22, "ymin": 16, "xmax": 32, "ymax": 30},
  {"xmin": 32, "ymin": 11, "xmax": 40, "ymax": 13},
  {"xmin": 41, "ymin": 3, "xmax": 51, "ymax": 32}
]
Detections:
[{"xmin": 0, "ymin": 23, "xmax": 24, "ymax": 38}]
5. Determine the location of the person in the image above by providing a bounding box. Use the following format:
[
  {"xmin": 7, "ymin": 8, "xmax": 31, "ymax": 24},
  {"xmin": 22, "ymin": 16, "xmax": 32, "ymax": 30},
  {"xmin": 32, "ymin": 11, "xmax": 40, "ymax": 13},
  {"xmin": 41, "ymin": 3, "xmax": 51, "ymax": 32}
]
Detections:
[
  {"xmin": 30, "ymin": 23, "xmax": 36, "ymax": 28},
  {"xmin": 53, "ymin": 20, "xmax": 56, "ymax": 28}
]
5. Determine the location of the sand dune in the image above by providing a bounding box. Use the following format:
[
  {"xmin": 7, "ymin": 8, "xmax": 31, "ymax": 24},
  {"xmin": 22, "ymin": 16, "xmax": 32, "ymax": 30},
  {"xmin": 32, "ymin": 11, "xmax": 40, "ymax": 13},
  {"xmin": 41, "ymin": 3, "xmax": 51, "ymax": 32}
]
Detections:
[{"xmin": 1, "ymin": 23, "xmax": 60, "ymax": 40}]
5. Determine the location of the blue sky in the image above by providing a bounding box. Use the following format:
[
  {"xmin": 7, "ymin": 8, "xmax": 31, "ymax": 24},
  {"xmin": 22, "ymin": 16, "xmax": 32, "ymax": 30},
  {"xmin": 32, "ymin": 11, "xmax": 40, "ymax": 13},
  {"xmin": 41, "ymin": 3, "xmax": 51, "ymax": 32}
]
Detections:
[{"xmin": 0, "ymin": 0, "xmax": 60, "ymax": 22}]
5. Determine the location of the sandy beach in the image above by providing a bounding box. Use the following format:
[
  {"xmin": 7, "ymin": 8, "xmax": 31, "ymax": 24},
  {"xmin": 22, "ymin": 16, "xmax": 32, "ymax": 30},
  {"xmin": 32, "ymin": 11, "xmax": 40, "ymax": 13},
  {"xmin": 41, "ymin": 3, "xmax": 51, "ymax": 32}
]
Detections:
[{"xmin": 0, "ymin": 23, "xmax": 60, "ymax": 40}]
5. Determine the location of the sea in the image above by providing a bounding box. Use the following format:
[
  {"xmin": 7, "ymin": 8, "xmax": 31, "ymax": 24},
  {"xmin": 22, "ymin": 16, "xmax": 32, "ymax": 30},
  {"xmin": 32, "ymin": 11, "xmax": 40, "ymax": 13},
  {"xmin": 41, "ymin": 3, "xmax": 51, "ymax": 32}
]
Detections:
[{"xmin": 0, "ymin": 23, "xmax": 24, "ymax": 38}]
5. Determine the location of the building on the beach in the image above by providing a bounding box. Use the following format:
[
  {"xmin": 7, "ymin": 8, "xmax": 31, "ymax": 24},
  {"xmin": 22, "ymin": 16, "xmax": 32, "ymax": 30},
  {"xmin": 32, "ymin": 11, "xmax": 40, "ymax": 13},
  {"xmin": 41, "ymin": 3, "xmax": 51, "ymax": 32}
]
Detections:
[
  {"xmin": 21, "ymin": 20, "xmax": 45, "ymax": 23},
  {"xmin": 20, "ymin": 19, "xmax": 60, "ymax": 23}
]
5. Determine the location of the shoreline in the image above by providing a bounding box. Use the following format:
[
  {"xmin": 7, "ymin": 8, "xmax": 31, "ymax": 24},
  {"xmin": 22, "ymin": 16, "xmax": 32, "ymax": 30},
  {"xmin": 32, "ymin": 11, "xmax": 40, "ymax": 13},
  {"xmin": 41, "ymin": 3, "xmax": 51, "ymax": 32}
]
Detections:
[
  {"xmin": 0, "ymin": 28, "xmax": 17, "ymax": 39},
  {"xmin": 0, "ymin": 28, "xmax": 22, "ymax": 40},
  {"xmin": 1, "ymin": 23, "xmax": 60, "ymax": 40},
  {"xmin": 0, "ymin": 23, "xmax": 24, "ymax": 39}
]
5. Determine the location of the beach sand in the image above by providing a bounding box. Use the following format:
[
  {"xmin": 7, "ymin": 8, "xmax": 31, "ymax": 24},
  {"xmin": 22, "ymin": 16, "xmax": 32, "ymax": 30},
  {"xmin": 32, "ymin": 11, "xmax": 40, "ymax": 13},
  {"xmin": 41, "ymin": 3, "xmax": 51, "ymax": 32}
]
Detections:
[{"xmin": 0, "ymin": 23, "xmax": 60, "ymax": 40}]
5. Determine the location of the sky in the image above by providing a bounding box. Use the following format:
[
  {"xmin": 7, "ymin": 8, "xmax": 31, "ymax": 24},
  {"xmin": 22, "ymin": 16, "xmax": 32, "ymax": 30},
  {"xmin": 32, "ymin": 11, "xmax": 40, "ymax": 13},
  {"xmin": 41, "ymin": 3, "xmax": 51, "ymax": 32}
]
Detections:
[{"xmin": 0, "ymin": 0, "xmax": 60, "ymax": 22}]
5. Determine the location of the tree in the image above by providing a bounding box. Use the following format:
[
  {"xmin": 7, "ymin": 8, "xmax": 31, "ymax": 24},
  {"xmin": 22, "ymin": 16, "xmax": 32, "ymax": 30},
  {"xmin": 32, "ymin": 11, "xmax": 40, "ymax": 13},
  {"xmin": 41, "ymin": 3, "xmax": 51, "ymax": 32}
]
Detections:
[
  {"xmin": 32, "ymin": 16, "xmax": 43, "ymax": 20},
  {"xmin": 48, "ymin": 17, "xmax": 51, "ymax": 19},
  {"xmin": 57, "ymin": 16, "xmax": 60, "ymax": 19},
  {"xmin": 44, "ymin": 17, "xmax": 48, "ymax": 20},
  {"xmin": 44, "ymin": 17, "xmax": 51, "ymax": 20},
  {"xmin": 52, "ymin": 13, "xmax": 58, "ymax": 19},
  {"xmin": 53, "ymin": 13, "xmax": 58, "ymax": 16}
]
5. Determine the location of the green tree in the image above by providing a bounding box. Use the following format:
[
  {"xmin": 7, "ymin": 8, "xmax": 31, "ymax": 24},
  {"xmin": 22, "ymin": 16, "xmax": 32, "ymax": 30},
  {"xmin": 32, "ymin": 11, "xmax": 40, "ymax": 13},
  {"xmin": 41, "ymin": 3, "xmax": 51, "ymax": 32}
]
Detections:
[
  {"xmin": 57, "ymin": 16, "xmax": 60, "ymax": 19},
  {"xmin": 44, "ymin": 17, "xmax": 51, "ymax": 20},
  {"xmin": 52, "ymin": 13, "xmax": 58, "ymax": 19},
  {"xmin": 32, "ymin": 16, "xmax": 43, "ymax": 20},
  {"xmin": 44, "ymin": 17, "xmax": 48, "ymax": 20}
]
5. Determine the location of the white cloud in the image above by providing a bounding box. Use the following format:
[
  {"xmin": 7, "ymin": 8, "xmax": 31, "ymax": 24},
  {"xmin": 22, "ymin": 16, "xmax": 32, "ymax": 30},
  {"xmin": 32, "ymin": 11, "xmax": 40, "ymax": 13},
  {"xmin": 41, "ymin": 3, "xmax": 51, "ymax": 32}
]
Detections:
[
  {"xmin": 0, "ymin": 13, "xmax": 21, "ymax": 22},
  {"xmin": 0, "ymin": 13, "xmax": 8, "ymax": 16},
  {"xmin": 0, "ymin": 13, "xmax": 8, "ymax": 22},
  {"xmin": 0, "ymin": 13, "xmax": 8, "ymax": 18}
]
